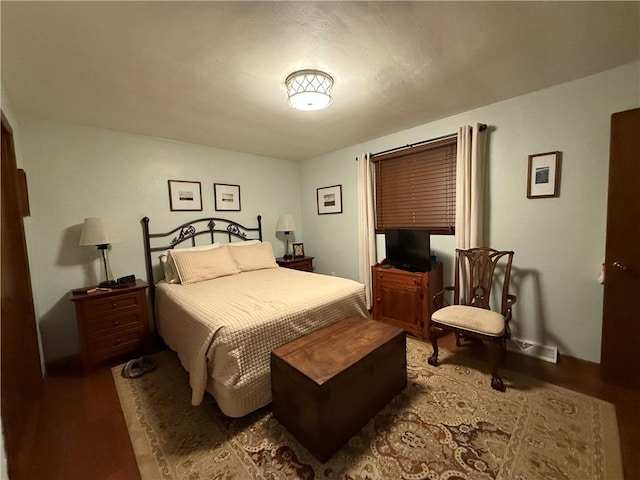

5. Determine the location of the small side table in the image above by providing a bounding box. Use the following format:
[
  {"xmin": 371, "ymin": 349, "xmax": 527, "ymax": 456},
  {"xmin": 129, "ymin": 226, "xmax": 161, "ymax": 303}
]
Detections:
[
  {"xmin": 70, "ymin": 279, "xmax": 149, "ymax": 373},
  {"xmin": 276, "ymin": 256, "xmax": 314, "ymax": 272}
]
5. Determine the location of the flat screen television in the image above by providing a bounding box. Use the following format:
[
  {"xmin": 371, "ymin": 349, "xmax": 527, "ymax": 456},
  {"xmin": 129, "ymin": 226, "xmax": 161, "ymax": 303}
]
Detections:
[{"xmin": 384, "ymin": 228, "xmax": 431, "ymax": 272}]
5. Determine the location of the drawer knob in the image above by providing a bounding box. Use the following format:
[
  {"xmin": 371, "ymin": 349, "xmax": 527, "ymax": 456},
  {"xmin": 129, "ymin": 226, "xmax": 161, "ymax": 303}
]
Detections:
[
  {"xmin": 412, "ymin": 279, "xmax": 417, "ymax": 284},
  {"xmin": 115, "ymin": 339, "xmax": 121, "ymax": 345},
  {"xmin": 113, "ymin": 321, "xmax": 119, "ymax": 326},
  {"xmin": 112, "ymin": 303, "xmax": 117, "ymax": 309}
]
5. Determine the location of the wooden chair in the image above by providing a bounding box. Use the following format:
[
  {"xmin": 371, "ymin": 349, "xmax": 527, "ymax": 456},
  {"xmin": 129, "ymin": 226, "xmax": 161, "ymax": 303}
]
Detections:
[{"xmin": 428, "ymin": 247, "xmax": 516, "ymax": 391}]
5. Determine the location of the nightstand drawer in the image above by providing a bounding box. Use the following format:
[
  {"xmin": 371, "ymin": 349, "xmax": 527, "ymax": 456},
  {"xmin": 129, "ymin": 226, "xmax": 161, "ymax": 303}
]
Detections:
[
  {"xmin": 276, "ymin": 256, "xmax": 314, "ymax": 272},
  {"xmin": 82, "ymin": 291, "xmax": 143, "ymax": 319},
  {"xmin": 88, "ymin": 328, "xmax": 146, "ymax": 365},
  {"xmin": 85, "ymin": 311, "xmax": 144, "ymax": 338},
  {"xmin": 288, "ymin": 259, "xmax": 313, "ymax": 271}
]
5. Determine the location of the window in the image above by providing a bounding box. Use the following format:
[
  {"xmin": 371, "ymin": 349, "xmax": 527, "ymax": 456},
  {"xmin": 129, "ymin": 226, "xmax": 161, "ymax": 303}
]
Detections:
[{"xmin": 372, "ymin": 136, "xmax": 457, "ymax": 235}]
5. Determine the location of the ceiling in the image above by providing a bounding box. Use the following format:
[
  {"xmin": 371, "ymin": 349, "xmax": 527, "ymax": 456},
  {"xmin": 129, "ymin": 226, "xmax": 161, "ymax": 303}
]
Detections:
[{"xmin": 2, "ymin": 2, "xmax": 638, "ymax": 161}]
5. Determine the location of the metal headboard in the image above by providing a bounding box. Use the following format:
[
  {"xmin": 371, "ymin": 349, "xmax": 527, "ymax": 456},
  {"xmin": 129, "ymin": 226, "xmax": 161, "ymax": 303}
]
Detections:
[{"xmin": 141, "ymin": 215, "xmax": 263, "ymax": 309}]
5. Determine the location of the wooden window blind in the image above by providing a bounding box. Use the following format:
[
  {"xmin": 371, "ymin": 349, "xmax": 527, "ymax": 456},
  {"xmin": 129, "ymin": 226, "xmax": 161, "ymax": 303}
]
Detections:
[{"xmin": 372, "ymin": 136, "xmax": 457, "ymax": 235}]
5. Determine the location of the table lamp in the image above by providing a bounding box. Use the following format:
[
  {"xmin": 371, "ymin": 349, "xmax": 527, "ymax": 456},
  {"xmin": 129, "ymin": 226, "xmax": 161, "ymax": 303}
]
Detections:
[
  {"xmin": 276, "ymin": 214, "xmax": 296, "ymax": 259},
  {"xmin": 79, "ymin": 217, "xmax": 119, "ymax": 287}
]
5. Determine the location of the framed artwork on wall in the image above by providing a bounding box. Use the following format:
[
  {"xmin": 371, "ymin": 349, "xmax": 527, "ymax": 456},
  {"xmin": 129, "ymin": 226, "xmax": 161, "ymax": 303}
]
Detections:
[
  {"xmin": 292, "ymin": 242, "xmax": 305, "ymax": 258},
  {"xmin": 527, "ymin": 151, "xmax": 561, "ymax": 199},
  {"xmin": 214, "ymin": 183, "xmax": 241, "ymax": 211},
  {"xmin": 168, "ymin": 180, "xmax": 203, "ymax": 211},
  {"xmin": 317, "ymin": 184, "xmax": 343, "ymax": 215}
]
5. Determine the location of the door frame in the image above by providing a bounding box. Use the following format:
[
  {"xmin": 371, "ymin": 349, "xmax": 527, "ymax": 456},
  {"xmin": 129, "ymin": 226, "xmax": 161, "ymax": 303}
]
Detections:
[{"xmin": 1, "ymin": 110, "xmax": 44, "ymax": 476}]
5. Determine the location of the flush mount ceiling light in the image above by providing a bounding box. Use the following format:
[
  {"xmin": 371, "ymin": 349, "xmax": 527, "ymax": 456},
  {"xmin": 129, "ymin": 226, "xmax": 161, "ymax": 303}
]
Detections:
[{"xmin": 285, "ymin": 69, "xmax": 333, "ymax": 111}]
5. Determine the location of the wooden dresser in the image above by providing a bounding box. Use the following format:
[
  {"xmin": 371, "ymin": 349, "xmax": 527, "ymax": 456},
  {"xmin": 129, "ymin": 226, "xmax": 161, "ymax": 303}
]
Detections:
[
  {"xmin": 371, "ymin": 262, "xmax": 443, "ymax": 341},
  {"xmin": 70, "ymin": 280, "xmax": 149, "ymax": 373}
]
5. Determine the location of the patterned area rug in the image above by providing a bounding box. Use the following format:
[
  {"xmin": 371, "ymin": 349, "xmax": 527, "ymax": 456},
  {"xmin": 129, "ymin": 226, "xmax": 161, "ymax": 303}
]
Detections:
[{"xmin": 113, "ymin": 338, "xmax": 623, "ymax": 480}]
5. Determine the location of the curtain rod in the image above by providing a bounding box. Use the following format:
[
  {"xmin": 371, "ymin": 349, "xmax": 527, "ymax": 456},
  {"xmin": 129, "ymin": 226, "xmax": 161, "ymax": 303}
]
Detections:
[{"xmin": 357, "ymin": 123, "xmax": 487, "ymax": 160}]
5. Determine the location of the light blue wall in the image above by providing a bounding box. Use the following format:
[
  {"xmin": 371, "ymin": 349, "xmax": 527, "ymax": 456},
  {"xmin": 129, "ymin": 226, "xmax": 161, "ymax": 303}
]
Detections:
[
  {"xmin": 17, "ymin": 118, "xmax": 301, "ymax": 362},
  {"xmin": 6, "ymin": 61, "xmax": 640, "ymax": 365},
  {"xmin": 300, "ymin": 61, "xmax": 640, "ymax": 363}
]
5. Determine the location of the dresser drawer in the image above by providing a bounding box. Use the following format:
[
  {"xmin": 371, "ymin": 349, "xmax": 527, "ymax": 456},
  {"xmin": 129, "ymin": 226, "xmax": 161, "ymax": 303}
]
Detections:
[
  {"xmin": 88, "ymin": 328, "xmax": 146, "ymax": 365},
  {"xmin": 85, "ymin": 311, "xmax": 144, "ymax": 339},
  {"xmin": 82, "ymin": 291, "xmax": 143, "ymax": 319},
  {"xmin": 376, "ymin": 270, "xmax": 422, "ymax": 287}
]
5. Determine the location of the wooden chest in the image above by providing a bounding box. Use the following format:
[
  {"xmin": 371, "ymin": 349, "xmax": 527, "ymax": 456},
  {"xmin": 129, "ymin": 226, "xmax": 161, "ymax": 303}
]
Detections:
[{"xmin": 271, "ymin": 316, "xmax": 406, "ymax": 462}]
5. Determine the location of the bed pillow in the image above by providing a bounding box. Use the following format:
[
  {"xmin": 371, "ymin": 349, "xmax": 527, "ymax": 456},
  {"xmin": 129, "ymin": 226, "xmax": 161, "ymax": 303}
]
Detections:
[
  {"xmin": 159, "ymin": 252, "xmax": 180, "ymax": 284},
  {"xmin": 159, "ymin": 243, "xmax": 221, "ymax": 284},
  {"xmin": 170, "ymin": 246, "xmax": 240, "ymax": 284},
  {"xmin": 175, "ymin": 242, "xmax": 221, "ymax": 251},
  {"xmin": 226, "ymin": 239, "xmax": 261, "ymax": 248},
  {"xmin": 228, "ymin": 241, "xmax": 278, "ymax": 272}
]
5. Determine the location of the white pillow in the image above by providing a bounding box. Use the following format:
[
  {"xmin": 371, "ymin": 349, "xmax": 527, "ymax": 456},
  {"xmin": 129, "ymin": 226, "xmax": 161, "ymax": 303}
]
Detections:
[
  {"xmin": 226, "ymin": 239, "xmax": 261, "ymax": 248},
  {"xmin": 170, "ymin": 247, "xmax": 240, "ymax": 284},
  {"xmin": 228, "ymin": 241, "xmax": 278, "ymax": 272},
  {"xmin": 175, "ymin": 242, "xmax": 221, "ymax": 251},
  {"xmin": 159, "ymin": 243, "xmax": 221, "ymax": 283},
  {"xmin": 159, "ymin": 252, "xmax": 180, "ymax": 284}
]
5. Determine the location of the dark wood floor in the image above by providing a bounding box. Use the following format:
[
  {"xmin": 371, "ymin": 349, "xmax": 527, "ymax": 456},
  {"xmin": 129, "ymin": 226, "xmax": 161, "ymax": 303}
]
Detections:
[{"xmin": 10, "ymin": 334, "xmax": 640, "ymax": 480}]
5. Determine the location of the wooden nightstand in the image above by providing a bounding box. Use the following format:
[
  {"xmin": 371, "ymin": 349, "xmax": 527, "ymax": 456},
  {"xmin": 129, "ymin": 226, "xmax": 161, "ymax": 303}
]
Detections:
[
  {"xmin": 70, "ymin": 279, "xmax": 150, "ymax": 373},
  {"xmin": 276, "ymin": 256, "xmax": 314, "ymax": 272}
]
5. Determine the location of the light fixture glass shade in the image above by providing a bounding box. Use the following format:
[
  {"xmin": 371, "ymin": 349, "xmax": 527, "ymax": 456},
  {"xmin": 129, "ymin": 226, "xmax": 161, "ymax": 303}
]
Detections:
[
  {"xmin": 79, "ymin": 217, "xmax": 119, "ymax": 246},
  {"xmin": 276, "ymin": 214, "xmax": 296, "ymax": 233},
  {"xmin": 285, "ymin": 69, "xmax": 333, "ymax": 111}
]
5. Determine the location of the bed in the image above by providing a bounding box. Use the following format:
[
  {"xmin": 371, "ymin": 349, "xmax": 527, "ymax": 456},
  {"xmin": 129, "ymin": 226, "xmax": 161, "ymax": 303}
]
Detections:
[{"xmin": 142, "ymin": 215, "xmax": 367, "ymax": 417}]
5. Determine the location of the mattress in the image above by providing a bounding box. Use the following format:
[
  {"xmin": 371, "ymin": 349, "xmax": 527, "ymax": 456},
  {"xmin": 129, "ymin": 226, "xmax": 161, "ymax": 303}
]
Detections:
[{"xmin": 155, "ymin": 267, "xmax": 367, "ymax": 417}]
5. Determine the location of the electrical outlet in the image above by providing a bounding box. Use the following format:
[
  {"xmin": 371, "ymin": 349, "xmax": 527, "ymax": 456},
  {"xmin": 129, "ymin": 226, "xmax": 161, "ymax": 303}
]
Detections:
[{"xmin": 330, "ymin": 271, "xmax": 336, "ymax": 276}]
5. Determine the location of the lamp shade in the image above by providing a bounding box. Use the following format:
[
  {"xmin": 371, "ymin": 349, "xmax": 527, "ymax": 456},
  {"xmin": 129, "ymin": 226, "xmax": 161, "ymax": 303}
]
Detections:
[
  {"xmin": 276, "ymin": 214, "xmax": 296, "ymax": 233},
  {"xmin": 79, "ymin": 217, "xmax": 119, "ymax": 246}
]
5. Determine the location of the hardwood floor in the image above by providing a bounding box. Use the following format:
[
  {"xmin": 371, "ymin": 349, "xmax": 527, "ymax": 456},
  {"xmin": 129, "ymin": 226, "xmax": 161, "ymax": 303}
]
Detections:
[
  {"xmin": 11, "ymin": 357, "xmax": 140, "ymax": 480},
  {"xmin": 11, "ymin": 334, "xmax": 640, "ymax": 480}
]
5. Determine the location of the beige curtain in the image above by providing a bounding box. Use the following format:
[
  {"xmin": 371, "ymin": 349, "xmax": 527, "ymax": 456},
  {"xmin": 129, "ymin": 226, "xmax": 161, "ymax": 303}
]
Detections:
[
  {"xmin": 455, "ymin": 124, "xmax": 487, "ymax": 249},
  {"xmin": 357, "ymin": 152, "xmax": 376, "ymax": 309}
]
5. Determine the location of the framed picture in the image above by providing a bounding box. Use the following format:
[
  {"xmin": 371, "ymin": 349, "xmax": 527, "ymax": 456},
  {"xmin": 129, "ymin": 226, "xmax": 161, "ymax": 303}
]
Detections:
[
  {"xmin": 292, "ymin": 242, "xmax": 305, "ymax": 258},
  {"xmin": 527, "ymin": 151, "xmax": 561, "ymax": 199},
  {"xmin": 168, "ymin": 180, "xmax": 203, "ymax": 211},
  {"xmin": 214, "ymin": 183, "xmax": 241, "ymax": 211},
  {"xmin": 316, "ymin": 184, "xmax": 343, "ymax": 215}
]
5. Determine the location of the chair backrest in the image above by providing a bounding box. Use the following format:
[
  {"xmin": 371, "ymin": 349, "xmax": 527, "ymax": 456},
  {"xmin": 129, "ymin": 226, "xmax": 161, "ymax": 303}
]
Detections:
[{"xmin": 453, "ymin": 247, "xmax": 514, "ymax": 314}]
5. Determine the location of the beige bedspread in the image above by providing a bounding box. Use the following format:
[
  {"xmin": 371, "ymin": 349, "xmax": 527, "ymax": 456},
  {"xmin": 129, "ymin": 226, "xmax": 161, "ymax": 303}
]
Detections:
[{"xmin": 155, "ymin": 267, "xmax": 367, "ymax": 417}]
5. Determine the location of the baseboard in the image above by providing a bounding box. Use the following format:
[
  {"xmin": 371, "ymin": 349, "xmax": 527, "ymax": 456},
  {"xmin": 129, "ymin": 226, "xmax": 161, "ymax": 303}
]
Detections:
[{"xmin": 507, "ymin": 338, "xmax": 558, "ymax": 363}]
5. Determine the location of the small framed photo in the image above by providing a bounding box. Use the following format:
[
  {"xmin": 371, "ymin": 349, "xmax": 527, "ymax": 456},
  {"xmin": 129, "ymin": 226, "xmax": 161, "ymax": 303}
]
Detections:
[
  {"xmin": 292, "ymin": 242, "xmax": 305, "ymax": 258},
  {"xmin": 168, "ymin": 180, "xmax": 203, "ymax": 211},
  {"xmin": 527, "ymin": 151, "xmax": 561, "ymax": 199},
  {"xmin": 317, "ymin": 184, "xmax": 343, "ymax": 215},
  {"xmin": 214, "ymin": 183, "xmax": 241, "ymax": 211}
]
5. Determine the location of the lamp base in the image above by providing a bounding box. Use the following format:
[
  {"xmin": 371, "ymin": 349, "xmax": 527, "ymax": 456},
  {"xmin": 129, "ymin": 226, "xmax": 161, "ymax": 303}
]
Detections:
[
  {"xmin": 99, "ymin": 280, "xmax": 118, "ymax": 287},
  {"xmin": 283, "ymin": 254, "xmax": 293, "ymax": 260}
]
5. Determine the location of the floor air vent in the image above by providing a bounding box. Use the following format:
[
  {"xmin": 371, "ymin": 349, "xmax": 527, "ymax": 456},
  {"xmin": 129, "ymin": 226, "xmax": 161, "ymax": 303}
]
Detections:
[{"xmin": 507, "ymin": 338, "xmax": 558, "ymax": 363}]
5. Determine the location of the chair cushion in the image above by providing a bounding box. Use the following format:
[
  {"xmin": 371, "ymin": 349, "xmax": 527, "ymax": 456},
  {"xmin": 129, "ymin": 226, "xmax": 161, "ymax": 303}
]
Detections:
[{"xmin": 432, "ymin": 305, "xmax": 505, "ymax": 337}]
